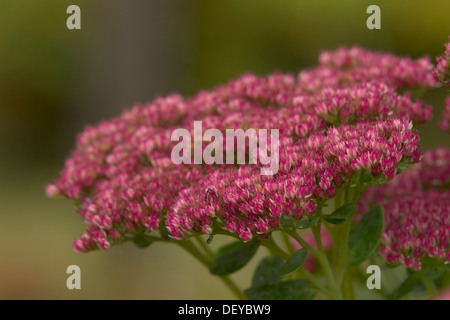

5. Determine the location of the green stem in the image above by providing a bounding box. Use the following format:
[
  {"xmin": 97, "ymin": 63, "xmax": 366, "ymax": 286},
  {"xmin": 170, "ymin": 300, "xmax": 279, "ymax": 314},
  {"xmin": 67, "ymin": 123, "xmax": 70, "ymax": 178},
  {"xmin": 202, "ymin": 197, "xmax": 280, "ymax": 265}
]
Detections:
[
  {"xmin": 336, "ymin": 219, "xmax": 352, "ymax": 285},
  {"xmin": 344, "ymin": 183, "xmax": 350, "ymax": 203},
  {"xmin": 352, "ymin": 169, "xmax": 365, "ymax": 204},
  {"xmin": 342, "ymin": 269, "xmax": 354, "ymax": 300},
  {"xmin": 261, "ymin": 237, "xmax": 290, "ymax": 260},
  {"xmin": 336, "ymin": 170, "xmax": 364, "ymax": 291},
  {"xmin": 178, "ymin": 240, "xmax": 212, "ymax": 267},
  {"xmin": 312, "ymin": 204, "xmax": 325, "ymax": 254},
  {"xmin": 281, "ymin": 232, "xmax": 296, "ymax": 255},
  {"xmin": 287, "ymin": 230, "xmax": 342, "ymax": 300},
  {"xmin": 219, "ymin": 276, "xmax": 248, "ymax": 300},
  {"xmin": 442, "ymin": 271, "xmax": 450, "ymax": 288},
  {"xmin": 194, "ymin": 236, "xmax": 214, "ymax": 259},
  {"xmin": 330, "ymin": 188, "xmax": 344, "ymax": 266},
  {"xmin": 297, "ymin": 269, "xmax": 331, "ymax": 298},
  {"xmin": 286, "ymin": 230, "xmax": 321, "ymax": 257},
  {"xmin": 261, "ymin": 238, "xmax": 331, "ymax": 297},
  {"xmin": 421, "ymin": 278, "xmax": 438, "ymax": 298},
  {"xmin": 178, "ymin": 240, "xmax": 247, "ymax": 300},
  {"xmin": 111, "ymin": 233, "xmax": 246, "ymax": 299}
]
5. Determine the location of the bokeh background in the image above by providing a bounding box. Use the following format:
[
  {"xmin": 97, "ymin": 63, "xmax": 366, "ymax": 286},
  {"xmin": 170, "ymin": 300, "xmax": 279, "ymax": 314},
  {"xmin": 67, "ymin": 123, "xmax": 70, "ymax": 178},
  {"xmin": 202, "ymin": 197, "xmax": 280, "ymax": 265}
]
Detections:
[{"xmin": 0, "ymin": 0, "xmax": 449, "ymax": 299}]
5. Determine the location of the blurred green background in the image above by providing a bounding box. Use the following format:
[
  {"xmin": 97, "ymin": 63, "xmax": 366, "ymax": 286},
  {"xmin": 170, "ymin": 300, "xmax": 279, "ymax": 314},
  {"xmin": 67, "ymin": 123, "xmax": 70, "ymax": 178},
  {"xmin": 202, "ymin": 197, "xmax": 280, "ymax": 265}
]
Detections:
[{"xmin": 0, "ymin": 0, "xmax": 449, "ymax": 299}]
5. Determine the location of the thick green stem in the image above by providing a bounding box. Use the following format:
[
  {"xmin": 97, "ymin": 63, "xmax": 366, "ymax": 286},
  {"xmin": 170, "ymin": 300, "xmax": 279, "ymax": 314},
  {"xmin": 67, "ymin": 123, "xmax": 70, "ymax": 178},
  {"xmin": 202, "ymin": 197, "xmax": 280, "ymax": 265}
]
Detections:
[
  {"xmin": 342, "ymin": 269, "xmax": 354, "ymax": 300},
  {"xmin": 330, "ymin": 188, "xmax": 344, "ymax": 266},
  {"xmin": 442, "ymin": 271, "xmax": 450, "ymax": 288},
  {"xmin": 336, "ymin": 219, "xmax": 352, "ymax": 285},
  {"xmin": 336, "ymin": 170, "xmax": 365, "ymax": 294},
  {"xmin": 312, "ymin": 203, "xmax": 325, "ymax": 254}
]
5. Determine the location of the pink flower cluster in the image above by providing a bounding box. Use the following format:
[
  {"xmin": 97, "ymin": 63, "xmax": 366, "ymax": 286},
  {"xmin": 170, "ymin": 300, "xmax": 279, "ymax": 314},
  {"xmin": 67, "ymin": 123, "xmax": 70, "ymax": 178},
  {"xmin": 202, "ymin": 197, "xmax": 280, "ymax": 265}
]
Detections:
[
  {"xmin": 47, "ymin": 46, "xmax": 435, "ymax": 252},
  {"xmin": 439, "ymin": 96, "xmax": 450, "ymax": 133},
  {"xmin": 167, "ymin": 119, "xmax": 420, "ymax": 241},
  {"xmin": 360, "ymin": 148, "xmax": 450, "ymax": 270},
  {"xmin": 301, "ymin": 46, "xmax": 436, "ymax": 91},
  {"xmin": 433, "ymin": 37, "xmax": 450, "ymax": 86}
]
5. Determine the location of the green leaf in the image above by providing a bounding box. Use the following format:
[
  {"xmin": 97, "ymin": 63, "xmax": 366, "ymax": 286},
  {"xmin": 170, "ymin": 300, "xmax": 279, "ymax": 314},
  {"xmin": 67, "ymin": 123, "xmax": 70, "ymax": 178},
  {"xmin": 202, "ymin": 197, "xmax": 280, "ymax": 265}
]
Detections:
[
  {"xmin": 324, "ymin": 204, "xmax": 356, "ymax": 225},
  {"xmin": 245, "ymin": 279, "xmax": 316, "ymax": 300},
  {"xmin": 390, "ymin": 274, "xmax": 420, "ymax": 300},
  {"xmin": 423, "ymin": 268, "xmax": 445, "ymax": 280},
  {"xmin": 210, "ymin": 239, "xmax": 259, "ymax": 275},
  {"xmin": 421, "ymin": 265, "xmax": 446, "ymax": 280},
  {"xmin": 280, "ymin": 249, "xmax": 308, "ymax": 277},
  {"xmin": 251, "ymin": 255, "xmax": 284, "ymax": 287},
  {"xmin": 280, "ymin": 216, "xmax": 294, "ymax": 230},
  {"xmin": 330, "ymin": 204, "xmax": 356, "ymax": 219},
  {"xmin": 132, "ymin": 234, "xmax": 155, "ymax": 248},
  {"xmin": 280, "ymin": 215, "xmax": 319, "ymax": 230},
  {"xmin": 347, "ymin": 204, "xmax": 384, "ymax": 266},
  {"xmin": 295, "ymin": 215, "xmax": 319, "ymax": 229},
  {"xmin": 323, "ymin": 217, "xmax": 347, "ymax": 225}
]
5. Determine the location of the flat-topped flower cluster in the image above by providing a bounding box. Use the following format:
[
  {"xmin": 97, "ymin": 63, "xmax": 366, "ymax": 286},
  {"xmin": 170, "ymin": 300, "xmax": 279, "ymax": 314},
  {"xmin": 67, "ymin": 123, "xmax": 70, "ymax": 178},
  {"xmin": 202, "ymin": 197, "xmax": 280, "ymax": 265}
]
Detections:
[{"xmin": 47, "ymin": 46, "xmax": 438, "ymax": 252}]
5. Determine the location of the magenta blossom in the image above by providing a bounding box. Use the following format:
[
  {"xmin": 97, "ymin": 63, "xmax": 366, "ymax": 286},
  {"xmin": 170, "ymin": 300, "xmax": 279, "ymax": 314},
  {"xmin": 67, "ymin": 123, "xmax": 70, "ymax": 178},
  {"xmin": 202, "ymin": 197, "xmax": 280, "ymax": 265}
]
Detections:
[
  {"xmin": 47, "ymin": 46, "xmax": 435, "ymax": 252},
  {"xmin": 301, "ymin": 46, "xmax": 437, "ymax": 91},
  {"xmin": 167, "ymin": 119, "xmax": 421, "ymax": 241}
]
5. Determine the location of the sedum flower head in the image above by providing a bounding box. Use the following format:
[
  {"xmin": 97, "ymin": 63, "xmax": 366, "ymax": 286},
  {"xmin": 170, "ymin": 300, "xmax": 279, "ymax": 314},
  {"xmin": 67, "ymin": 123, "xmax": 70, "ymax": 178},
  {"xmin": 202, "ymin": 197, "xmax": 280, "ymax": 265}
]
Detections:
[{"xmin": 47, "ymin": 47, "xmax": 435, "ymax": 252}]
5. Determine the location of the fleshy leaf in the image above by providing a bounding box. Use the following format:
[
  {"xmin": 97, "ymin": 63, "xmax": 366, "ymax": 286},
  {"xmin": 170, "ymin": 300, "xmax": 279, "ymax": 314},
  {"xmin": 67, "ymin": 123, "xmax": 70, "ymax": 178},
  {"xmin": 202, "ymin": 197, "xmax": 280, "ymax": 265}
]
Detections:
[
  {"xmin": 245, "ymin": 279, "xmax": 316, "ymax": 300},
  {"xmin": 324, "ymin": 204, "xmax": 356, "ymax": 224},
  {"xmin": 280, "ymin": 249, "xmax": 308, "ymax": 277},
  {"xmin": 251, "ymin": 255, "xmax": 284, "ymax": 287},
  {"xmin": 132, "ymin": 234, "xmax": 155, "ymax": 248},
  {"xmin": 347, "ymin": 204, "xmax": 384, "ymax": 266},
  {"xmin": 210, "ymin": 239, "xmax": 259, "ymax": 275}
]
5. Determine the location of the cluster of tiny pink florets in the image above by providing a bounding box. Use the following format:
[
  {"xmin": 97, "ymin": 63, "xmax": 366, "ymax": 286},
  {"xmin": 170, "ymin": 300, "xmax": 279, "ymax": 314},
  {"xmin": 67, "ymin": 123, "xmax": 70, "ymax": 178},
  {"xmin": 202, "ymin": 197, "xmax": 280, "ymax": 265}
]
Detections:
[
  {"xmin": 168, "ymin": 119, "xmax": 420, "ymax": 241},
  {"xmin": 47, "ymin": 46, "xmax": 437, "ymax": 252},
  {"xmin": 360, "ymin": 148, "xmax": 450, "ymax": 270},
  {"xmin": 303, "ymin": 46, "xmax": 436, "ymax": 91},
  {"xmin": 433, "ymin": 37, "xmax": 450, "ymax": 86}
]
